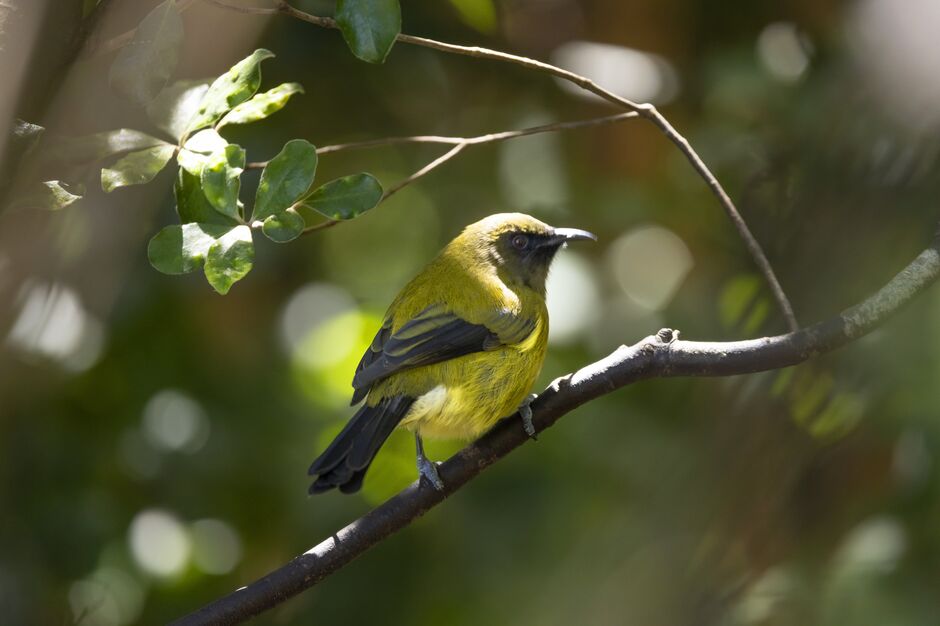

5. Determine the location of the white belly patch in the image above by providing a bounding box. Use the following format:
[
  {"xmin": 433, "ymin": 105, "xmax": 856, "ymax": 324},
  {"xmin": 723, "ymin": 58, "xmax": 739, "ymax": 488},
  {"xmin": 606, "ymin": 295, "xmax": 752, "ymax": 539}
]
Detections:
[{"xmin": 402, "ymin": 384, "xmax": 449, "ymax": 427}]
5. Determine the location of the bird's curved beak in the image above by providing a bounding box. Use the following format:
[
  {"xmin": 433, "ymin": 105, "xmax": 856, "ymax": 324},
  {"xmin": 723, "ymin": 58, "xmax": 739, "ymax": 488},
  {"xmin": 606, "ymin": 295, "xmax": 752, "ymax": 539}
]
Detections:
[{"xmin": 549, "ymin": 227, "xmax": 597, "ymax": 245}]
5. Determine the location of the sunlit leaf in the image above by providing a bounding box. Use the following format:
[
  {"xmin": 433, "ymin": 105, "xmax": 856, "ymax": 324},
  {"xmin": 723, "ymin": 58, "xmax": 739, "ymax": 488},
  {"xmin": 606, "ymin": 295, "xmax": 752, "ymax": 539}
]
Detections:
[
  {"xmin": 8, "ymin": 180, "xmax": 84, "ymax": 211},
  {"xmin": 186, "ymin": 49, "xmax": 275, "ymax": 133},
  {"xmin": 175, "ymin": 167, "xmax": 239, "ymax": 226},
  {"xmin": 200, "ymin": 144, "xmax": 245, "ymax": 219},
  {"xmin": 299, "ymin": 172, "xmax": 383, "ymax": 221},
  {"xmin": 11, "ymin": 119, "xmax": 44, "ymax": 153},
  {"xmin": 216, "ymin": 83, "xmax": 304, "ymax": 128},
  {"xmin": 109, "ymin": 0, "xmax": 183, "ymax": 105},
  {"xmin": 147, "ymin": 222, "xmax": 229, "ymax": 274},
  {"xmin": 253, "ymin": 139, "xmax": 317, "ymax": 224},
  {"xmin": 261, "ymin": 207, "xmax": 305, "ymax": 243},
  {"xmin": 101, "ymin": 143, "xmax": 176, "ymax": 192},
  {"xmin": 336, "ymin": 0, "xmax": 401, "ymax": 64},
  {"xmin": 147, "ymin": 79, "xmax": 210, "ymax": 140},
  {"xmin": 55, "ymin": 129, "xmax": 167, "ymax": 165},
  {"xmin": 178, "ymin": 129, "xmax": 227, "ymax": 177},
  {"xmin": 183, "ymin": 129, "xmax": 227, "ymax": 155},
  {"xmin": 205, "ymin": 225, "xmax": 254, "ymax": 294}
]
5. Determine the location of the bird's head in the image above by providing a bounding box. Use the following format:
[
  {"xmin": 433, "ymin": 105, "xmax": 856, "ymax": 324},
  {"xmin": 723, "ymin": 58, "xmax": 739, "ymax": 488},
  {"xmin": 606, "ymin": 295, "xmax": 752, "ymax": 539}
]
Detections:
[{"xmin": 454, "ymin": 212, "xmax": 596, "ymax": 295}]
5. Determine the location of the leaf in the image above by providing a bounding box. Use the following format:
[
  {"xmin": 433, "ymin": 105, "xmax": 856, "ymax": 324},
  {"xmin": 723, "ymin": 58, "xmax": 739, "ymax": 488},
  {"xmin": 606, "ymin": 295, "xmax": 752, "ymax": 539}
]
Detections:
[
  {"xmin": 261, "ymin": 207, "xmax": 305, "ymax": 243},
  {"xmin": 205, "ymin": 225, "xmax": 254, "ymax": 294},
  {"xmin": 183, "ymin": 129, "xmax": 228, "ymax": 154},
  {"xmin": 8, "ymin": 180, "xmax": 84, "ymax": 211},
  {"xmin": 101, "ymin": 143, "xmax": 176, "ymax": 192},
  {"xmin": 187, "ymin": 49, "xmax": 275, "ymax": 134},
  {"xmin": 55, "ymin": 129, "xmax": 167, "ymax": 165},
  {"xmin": 336, "ymin": 0, "xmax": 401, "ymax": 64},
  {"xmin": 147, "ymin": 222, "xmax": 229, "ymax": 274},
  {"xmin": 109, "ymin": 0, "xmax": 183, "ymax": 106},
  {"xmin": 178, "ymin": 129, "xmax": 227, "ymax": 176},
  {"xmin": 299, "ymin": 173, "xmax": 383, "ymax": 220},
  {"xmin": 200, "ymin": 144, "xmax": 245, "ymax": 218},
  {"xmin": 11, "ymin": 119, "xmax": 44, "ymax": 152},
  {"xmin": 448, "ymin": 0, "xmax": 497, "ymax": 34},
  {"xmin": 147, "ymin": 80, "xmax": 210, "ymax": 140},
  {"xmin": 217, "ymin": 83, "xmax": 304, "ymax": 128},
  {"xmin": 252, "ymin": 139, "xmax": 317, "ymax": 223},
  {"xmin": 175, "ymin": 166, "xmax": 240, "ymax": 226}
]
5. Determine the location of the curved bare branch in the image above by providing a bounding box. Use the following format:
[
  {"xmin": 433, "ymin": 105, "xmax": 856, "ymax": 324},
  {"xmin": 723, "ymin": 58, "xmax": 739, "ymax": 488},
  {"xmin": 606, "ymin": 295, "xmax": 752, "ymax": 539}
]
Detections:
[{"xmin": 171, "ymin": 237, "xmax": 940, "ymax": 626}]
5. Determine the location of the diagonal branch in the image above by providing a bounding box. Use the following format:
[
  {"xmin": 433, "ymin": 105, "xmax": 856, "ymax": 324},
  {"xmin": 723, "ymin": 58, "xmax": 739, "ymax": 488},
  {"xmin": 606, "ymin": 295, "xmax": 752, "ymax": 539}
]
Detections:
[
  {"xmin": 265, "ymin": 0, "xmax": 799, "ymax": 331},
  {"xmin": 196, "ymin": 0, "xmax": 796, "ymax": 330},
  {"xmin": 171, "ymin": 235, "xmax": 940, "ymax": 626}
]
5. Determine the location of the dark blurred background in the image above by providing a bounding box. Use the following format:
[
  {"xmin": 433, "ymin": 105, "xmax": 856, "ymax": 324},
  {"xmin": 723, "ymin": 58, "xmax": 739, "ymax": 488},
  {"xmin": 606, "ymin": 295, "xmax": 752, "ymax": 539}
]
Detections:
[{"xmin": 3, "ymin": 0, "xmax": 940, "ymax": 624}]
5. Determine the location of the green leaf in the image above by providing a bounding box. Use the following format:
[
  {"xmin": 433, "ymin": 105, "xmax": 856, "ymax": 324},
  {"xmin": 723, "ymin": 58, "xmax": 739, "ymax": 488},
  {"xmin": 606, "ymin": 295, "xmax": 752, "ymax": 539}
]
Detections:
[
  {"xmin": 175, "ymin": 166, "xmax": 240, "ymax": 226},
  {"xmin": 252, "ymin": 139, "xmax": 317, "ymax": 223},
  {"xmin": 183, "ymin": 128, "xmax": 227, "ymax": 154},
  {"xmin": 200, "ymin": 144, "xmax": 245, "ymax": 218},
  {"xmin": 101, "ymin": 143, "xmax": 176, "ymax": 192},
  {"xmin": 299, "ymin": 172, "xmax": 383, "ymax": 220},
  {"xmin": 336, "ymin": 0, "xmax": 401, "ymax": 63},
  {"xmin": 216, "ymin": 82, "xmax": 304, "ymax": 129},
  {"xmin": 56, "ymin": 129, "xmax": 167, "ymax": 165},
  {"xmin": 147, "ymin": 222, "xmax": 229, "ymax": 274},
  {"xmin": 109, "ymin": 0, "xmax": 183, "ymax": 106},
  {"xmin": 336, "ymin": 0, "xmax": 401, "ymax": 64},
  {"xmin": 205, "ymin": 225, "xmax": 254, "ymax": 294},
  {"xmin": 8, "ymin": 180, "xmax": 84, "ymax": 211},
  {"xmin": 147, "ymin": 80, "xmax": 210, "ymax": 141},
  {"xmin": 178, "ymin": 129, "xmax": 227, "ymax": 176},
  {"xmin": 261, "ymin": 207, "xmax": 305, "ymax": 243},
  {"xmin": 448, "ymin": 0, "xmax": 497, "ymax": 34},
  {"xmin": 187, "ymin": 49, "xmax": 275, "ymax": 133}
]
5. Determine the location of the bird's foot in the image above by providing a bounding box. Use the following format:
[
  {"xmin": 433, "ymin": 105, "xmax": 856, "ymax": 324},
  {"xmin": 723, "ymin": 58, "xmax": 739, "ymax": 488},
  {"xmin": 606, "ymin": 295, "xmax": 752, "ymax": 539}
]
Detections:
[
  {"xmin": 520, "ymin": 393, "xmax": 538, "ymax": 439},
  {"xmin": 417, "ymin": 455, "xmax": 444, "ymax": 491}
]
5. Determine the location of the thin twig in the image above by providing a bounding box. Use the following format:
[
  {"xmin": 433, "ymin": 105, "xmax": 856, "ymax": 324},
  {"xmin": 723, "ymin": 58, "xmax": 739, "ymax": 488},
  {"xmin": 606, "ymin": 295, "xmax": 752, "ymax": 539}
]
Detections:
[
  {"xmin": 382, "ymin": 142, "xmax": 466, "ymax": 200},
  {"xmin": 223, "ymin": 0, "xmax": 798, "ymax": 331},
  {"xmin": 172, "ymin": 237, "xmax": 940, "ymax": 625},
  {"xmin": 246, "ymin": 112, "xmax": 637, "ymax": 168}
]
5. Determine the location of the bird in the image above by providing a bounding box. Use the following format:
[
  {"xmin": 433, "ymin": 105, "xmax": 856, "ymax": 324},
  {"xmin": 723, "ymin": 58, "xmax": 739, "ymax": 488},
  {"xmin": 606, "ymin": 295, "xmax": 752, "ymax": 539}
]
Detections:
[{"xmin": 307, "ymin": 212, "xmax": 596, "ymax": 494}]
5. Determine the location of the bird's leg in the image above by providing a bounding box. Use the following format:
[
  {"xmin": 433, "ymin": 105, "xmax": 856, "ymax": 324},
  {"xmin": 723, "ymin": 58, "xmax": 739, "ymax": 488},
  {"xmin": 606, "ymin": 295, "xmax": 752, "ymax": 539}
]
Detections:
[
  {"xmin": 415, "ymin": 433, "xmax": 444, "ymax": 491},
  {"xmin": 519, "ymin": 393, "xmax": 538, "ymax": 439}
]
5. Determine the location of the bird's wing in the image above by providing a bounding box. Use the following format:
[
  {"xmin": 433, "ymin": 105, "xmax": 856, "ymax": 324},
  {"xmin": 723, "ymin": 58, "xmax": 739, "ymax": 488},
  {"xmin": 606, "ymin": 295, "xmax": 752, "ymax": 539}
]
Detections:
[{"xmin": 350, "ymin": 303, "xmax": 535, "ymax": 404}]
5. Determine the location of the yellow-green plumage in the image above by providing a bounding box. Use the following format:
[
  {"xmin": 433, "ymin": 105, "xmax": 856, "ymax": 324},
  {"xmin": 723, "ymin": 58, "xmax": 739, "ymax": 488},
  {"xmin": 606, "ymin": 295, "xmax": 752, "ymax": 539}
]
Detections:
[
  {"xmin": 308, "ymin": 212, "xmax": 594, "ymax": 494},
  {"xmin": 375, "ymin": 216, "xmax": 550, "ymax": 440}
]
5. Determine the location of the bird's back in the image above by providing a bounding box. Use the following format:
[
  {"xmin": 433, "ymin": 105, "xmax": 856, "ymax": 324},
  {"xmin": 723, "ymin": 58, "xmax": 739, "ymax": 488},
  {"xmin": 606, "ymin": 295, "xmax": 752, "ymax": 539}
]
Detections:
[{"xmin": 372, "ymin": 240, "xmax": 549, "ymax": 439}]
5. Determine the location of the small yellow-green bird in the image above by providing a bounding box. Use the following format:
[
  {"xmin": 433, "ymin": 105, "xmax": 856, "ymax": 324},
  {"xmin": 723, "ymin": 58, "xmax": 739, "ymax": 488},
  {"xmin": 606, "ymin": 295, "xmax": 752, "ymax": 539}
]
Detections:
[{"xmin": 308, "ymin": 213, "xmax": 596, "ymax": 494}]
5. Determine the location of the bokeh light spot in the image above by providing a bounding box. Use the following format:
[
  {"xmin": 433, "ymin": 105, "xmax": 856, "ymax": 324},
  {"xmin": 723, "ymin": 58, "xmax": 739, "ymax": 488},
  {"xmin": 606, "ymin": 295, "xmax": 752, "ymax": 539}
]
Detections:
[
  {"xmin": 141, "ymin": 389, "xmax": 210, "ymax": 453},
  {"xmin": 551, "ymin": 41, "xmax": 679, "ymax": 104},
  {"xmin": 128, "ymin": 510, "xmax": 190, "ymax": 578},
  {"xmin": 757, "ymin": 22, "xmax": 812, "ymax": 83},
  {"xmin": 546, "ymin": 251, "xmax": 601, "ymax": 345},
  {"xmin": 190, "ymin": 519, "xmax": 242, "ymax": 575},
  {"xmin": 607, "ymin": 224, "xmax": 693, "ymax": 311}
]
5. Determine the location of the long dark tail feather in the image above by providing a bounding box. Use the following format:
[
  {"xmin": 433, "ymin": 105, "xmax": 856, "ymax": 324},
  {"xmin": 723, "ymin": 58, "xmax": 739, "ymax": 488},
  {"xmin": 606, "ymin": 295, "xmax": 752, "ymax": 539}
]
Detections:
[{"xmin": 308, "ymin": 395, "xmax": 414, "ymax": 495}]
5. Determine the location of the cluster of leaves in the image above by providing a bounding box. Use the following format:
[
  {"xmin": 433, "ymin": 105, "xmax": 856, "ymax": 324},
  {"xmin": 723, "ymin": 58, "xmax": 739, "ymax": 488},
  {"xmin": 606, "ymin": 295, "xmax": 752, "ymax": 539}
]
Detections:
[
  {"xmin": 7, "ymin": 0, "xmax": 405, "ymax": 294},
  {"xmin": 139, "ymin": 49, "xmax": 382, "ymax": 294}
]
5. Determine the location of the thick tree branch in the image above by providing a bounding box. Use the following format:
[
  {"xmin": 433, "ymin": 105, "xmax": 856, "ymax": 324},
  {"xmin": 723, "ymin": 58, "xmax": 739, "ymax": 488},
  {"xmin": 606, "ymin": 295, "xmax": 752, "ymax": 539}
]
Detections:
[{"xmin": 172, "ymin": 236, "xmax": 940, "ymax": 626}]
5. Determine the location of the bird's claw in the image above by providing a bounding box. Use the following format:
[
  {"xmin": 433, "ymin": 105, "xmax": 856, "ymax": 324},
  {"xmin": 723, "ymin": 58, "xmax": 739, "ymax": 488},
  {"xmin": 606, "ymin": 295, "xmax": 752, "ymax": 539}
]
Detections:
[
  {"xmin": 520, "ymin": 393, "xmax": 538, "ymax": 439},
  {"xmin": 417, "ymin": 455, "xmax": 444, "ymax": 491}
]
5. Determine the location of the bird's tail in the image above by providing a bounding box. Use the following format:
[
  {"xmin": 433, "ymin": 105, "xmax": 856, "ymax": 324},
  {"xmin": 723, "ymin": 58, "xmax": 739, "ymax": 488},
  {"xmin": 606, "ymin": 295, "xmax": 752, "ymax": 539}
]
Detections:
[{"xmin": 308, "ymin": 395, "xmax": 414, "ymax": 495}]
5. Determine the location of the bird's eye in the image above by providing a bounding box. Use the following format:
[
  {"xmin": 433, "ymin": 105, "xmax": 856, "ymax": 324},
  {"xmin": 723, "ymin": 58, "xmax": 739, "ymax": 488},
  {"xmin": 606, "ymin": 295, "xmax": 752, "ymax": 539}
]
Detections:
[{"xmin": 511, "ymin": 234, "xmax": 529, "ymax": 250}]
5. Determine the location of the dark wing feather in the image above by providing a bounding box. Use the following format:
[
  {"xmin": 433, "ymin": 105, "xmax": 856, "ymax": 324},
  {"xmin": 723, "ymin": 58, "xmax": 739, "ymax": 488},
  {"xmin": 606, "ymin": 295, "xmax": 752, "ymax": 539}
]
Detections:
[
  {"xmin": 350, "ymin": 304, "xmax": 536, "ymax": 404},
  {"xmin": 308, "ymin": 394, "xmax": 415, "ymax": 495}
]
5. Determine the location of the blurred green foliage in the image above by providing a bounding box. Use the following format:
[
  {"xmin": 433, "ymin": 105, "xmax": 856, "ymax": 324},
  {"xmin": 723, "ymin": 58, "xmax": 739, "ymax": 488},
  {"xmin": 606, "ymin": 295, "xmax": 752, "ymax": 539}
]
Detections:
[{"xmin": 2, "ymin": 0, "xmax": 940, "ymax": 625}]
